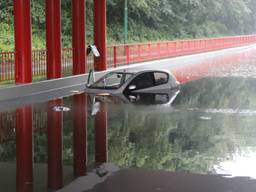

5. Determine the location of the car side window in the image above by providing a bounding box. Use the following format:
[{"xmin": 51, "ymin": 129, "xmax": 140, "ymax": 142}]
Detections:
[
  {"xmin": 154, "ymin": 72, "xmax": 168, "ymax": 85},
  {"xmin": 129, "ymin": 72, "xmax": 155, "ymax": 90}
]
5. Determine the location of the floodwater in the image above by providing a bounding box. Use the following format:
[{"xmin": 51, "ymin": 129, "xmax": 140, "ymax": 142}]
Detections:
[{"xmin": 1, "ymin": 47, "xmax": 256, "ymax": 191}]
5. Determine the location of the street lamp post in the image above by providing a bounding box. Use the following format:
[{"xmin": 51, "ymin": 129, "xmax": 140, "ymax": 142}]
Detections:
[{"xmin": 124, "ymin": 0, "xmax": 128, "ymax": 43}]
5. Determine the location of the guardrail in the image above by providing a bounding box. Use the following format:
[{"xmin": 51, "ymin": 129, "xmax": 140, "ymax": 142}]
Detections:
[
  {"xmin": 1, "ymin": 35, "xmax": 256, "ymax": 82},
  {"xmin": 107, "ymin": 35, "xmax": 256, "ymax": 68}
]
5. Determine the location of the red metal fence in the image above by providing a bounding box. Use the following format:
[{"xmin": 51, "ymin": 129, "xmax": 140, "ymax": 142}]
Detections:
[
  {"xmin": 107, "ymin": 35, "xmax": 256, "ymax": 68},
  {"xmin": 32, "ymin": 49, "xmax": 47, "ymax": 77},
  {"xmin": 1, "ymin": 35, "xmax": 256, "ymax": 82},
  {"xmin": 0, "ymin": 52, "xmax": 15, "ymax": 81}
]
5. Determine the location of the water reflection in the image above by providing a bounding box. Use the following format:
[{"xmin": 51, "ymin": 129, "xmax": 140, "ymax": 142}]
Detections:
[
  {"xmin": 106, "ymin": 77, "xmax": 256, "ymax": 179},
  {"xmin": 88, "ymin": 89, "xmax": 180, "ymax": 116},
  {"xmin": 47, "ymin": 99, "xmax": 63, "ymax": 190},
  {"xmin": 171, "ymin": 46, "xmax": 256, "ymax": 83},
  {"xmin": 94, "ymin": 101, "xmax": 108, "ymax": 164},
  {"xmin": 1, "ymin": 78, "xmax": 256, "ymax": 191},
  {"xmin": 216, "ymin": 151, "xmax": 256, "ymax": 179},
  {"xmin": 73, "ymin": 94, "xmax": 87, "ymax": 177},
  {"xmin": 1, "ymin": 50, "xmax": 256, "ymax": 191},
  {"xmin": 16, "ymin": 106, "xmax": 33, "ymax": 192}
]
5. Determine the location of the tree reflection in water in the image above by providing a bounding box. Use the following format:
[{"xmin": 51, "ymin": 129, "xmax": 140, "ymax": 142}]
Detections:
[
  {"xmin": 1, "ymin": 77, "xmax": 256, "ymax": 191},
  {"xmin": 108, "ymin": 77, "xmax": 256, "ymax": 177}
]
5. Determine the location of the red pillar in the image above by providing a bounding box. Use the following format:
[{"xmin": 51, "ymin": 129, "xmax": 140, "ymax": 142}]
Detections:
[
  {"xmin": 47, "ymin": 99, "xmax": 63, "ymax": 190},
  {"xmin": 72, "ymin": 0, "xmax": 86, "ymax": 75},
  {"xmin": 94, "ymin": 0, "xmax": 107, "ymax": 71},
  {"xmin": 95, "ymin": 102, "xmax": 108, "ymax": 164},
  {"xmin": 46, "ymin": 0, "xmax": 62, "ymax": 79},
  {"xmin": 73, "ymin": 94, "xmax": 87, "ymax": 176},
  {"xmin": 13, "ymin": 0, "xmax": 32, "ymax": 84},
  {"xmin": 16, "ymin": 106, "xmax": 33, "ymax": 192}
]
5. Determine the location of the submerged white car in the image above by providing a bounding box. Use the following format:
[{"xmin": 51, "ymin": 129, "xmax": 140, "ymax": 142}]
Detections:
[
  {"xmin": 85, "ymin": 69, "xmax": 180, "ymax": 95},
  {"xmin": 88, "ymin": 88, "xmax": 180, "ymax": 116}
]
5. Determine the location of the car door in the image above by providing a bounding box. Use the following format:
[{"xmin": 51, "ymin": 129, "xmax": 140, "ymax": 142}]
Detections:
[
  {"xmin": 124, "ymin": 71, "xmax": 171, "ymax": 95},
  {"xmin": 124, "ymin": 72, "xmax": 155, "ymax": 93}
]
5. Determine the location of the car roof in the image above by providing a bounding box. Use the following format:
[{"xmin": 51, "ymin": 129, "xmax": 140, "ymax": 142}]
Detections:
[
  {"xmin": 112, "ymin": 69, "xmax": 171, "ymax": 75},
  {"xmin": 109, "ymin": 71, "xmax": 135, "ymax": 74}
]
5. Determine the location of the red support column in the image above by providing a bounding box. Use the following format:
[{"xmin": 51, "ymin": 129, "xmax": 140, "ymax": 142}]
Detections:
[
  {"xmin": 46, "ymin": 0, "xmax": 62, "ymax": 79},
  {"xmin": 94, "ymin": 0, "xmax": 107, "ymax": 71},
  {"xmin": 72, "ymin": 0, "xmax": 86, "ymax": 75},
  {"xmin": 95, "ymin": 102, "xmax": 108, "ymax": 164},
  {"xmin": 16, "ymin": 106, "xmax": 33, "ymax": 192},
  {"xmin": 73, "ymin": 94, "xmax": 87, "ymax": 176},
  {"xmin": 13, "ymin": 0, "xmax": 32, "ymax": 84},
  {"xmin": 47, "ymin": 99, "xmax": 63, "ymax": 190}
]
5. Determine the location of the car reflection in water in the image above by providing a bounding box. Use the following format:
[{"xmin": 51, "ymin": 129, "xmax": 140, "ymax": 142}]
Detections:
[{"xmin": 89, "ymin": 88, "xmax": 180, "ymax": 116}]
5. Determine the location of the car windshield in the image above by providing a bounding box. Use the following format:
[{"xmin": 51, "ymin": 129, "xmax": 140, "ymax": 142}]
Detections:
[{"xmin": 89, "ymin": 72, "xmax": 134, "ymax": 89}]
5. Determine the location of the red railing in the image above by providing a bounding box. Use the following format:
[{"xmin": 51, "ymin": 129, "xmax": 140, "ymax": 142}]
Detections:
[
  {"xmin": 62, "ymin": 48, "xmax": 73, "ymax": 75},
  {"xmin": 0, "ymin": 52, "xmax": 15, "ymax": 81},
  {"xmin": 1, "ymin": 35, "xmax": 256, "ymax": 82},
  {"xmin": 107, "ymin": 35, "xmax": 256, "ymax": 68},
  {"xmin": 32, "ymin": 49, "xmax": 47, "ymax": 77}
]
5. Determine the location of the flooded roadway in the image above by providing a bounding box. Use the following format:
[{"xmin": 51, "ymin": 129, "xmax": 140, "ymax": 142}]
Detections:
[{"xmin": 1, "ymin": 45, "xmax": 256, "ymax": 191}]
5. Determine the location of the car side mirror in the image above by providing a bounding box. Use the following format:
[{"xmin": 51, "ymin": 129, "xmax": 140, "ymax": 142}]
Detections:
[
  {"xmin": 90, "ymin": 45, "xmax": 100, "ymax": 57},
  {"xmin": 91, "ymin": 97, "xmax": 101, "ymax": 116},
  {"xmin": 87, "ymin": 69, "xmax": 95, "ymax": 86},
  {"xmin": 128, "ymin": 85, "xmax": 136, "ymax": 90}
]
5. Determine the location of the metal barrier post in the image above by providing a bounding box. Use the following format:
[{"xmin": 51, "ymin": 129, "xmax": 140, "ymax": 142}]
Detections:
[{"xmin": 114, "ymin": 46, "xmax": 117, "ymax": 68}]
